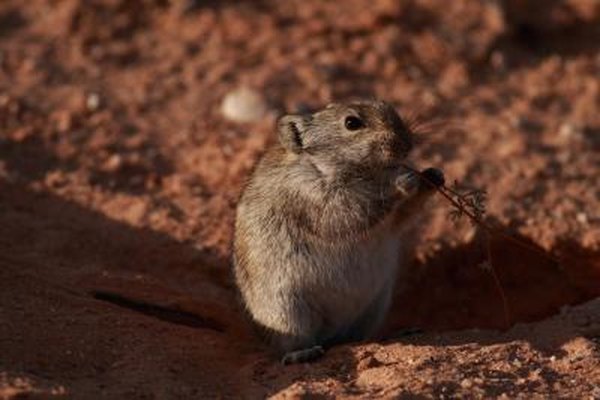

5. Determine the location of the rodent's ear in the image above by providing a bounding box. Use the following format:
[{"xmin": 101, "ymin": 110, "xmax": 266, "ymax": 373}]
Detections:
[{"xmin": 277, "ymin": 115, "xmax": 307, "ymax": 153}]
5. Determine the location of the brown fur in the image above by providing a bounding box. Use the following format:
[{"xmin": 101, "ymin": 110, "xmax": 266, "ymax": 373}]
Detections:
[{"xmin": 233, "ymin": 100, "xmax": 438, "ymax": 363}]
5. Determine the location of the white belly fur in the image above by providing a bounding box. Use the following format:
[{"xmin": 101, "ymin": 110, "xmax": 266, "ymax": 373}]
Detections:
[{"xmin": 311, "ymin": 231, "xmax": 403, "ymax": 333}]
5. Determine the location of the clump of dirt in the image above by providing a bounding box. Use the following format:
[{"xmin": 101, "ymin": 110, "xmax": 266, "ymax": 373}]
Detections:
[{"xmin": 1, "ymin": 0, "xmax": 599, "ymax": 398}]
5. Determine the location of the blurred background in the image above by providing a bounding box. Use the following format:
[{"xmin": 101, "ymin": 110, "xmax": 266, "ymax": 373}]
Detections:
[{"xmin": 1, "ymin": 0, "xmax": 598, "ymax": 247}]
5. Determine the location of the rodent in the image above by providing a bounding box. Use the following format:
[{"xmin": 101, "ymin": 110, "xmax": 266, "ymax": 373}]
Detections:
[{"xmin": 233, "ymin": 100, "xmax": 444, "ymax": 364}]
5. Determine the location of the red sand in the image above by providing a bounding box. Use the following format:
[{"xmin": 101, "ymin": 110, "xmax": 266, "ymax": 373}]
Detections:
[{"xmin": 1, "ymin": 0, "xmax": 599, "ymax": 398}]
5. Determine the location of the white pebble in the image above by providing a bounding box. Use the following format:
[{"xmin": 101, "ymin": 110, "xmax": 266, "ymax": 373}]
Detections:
[
  {"xmin": 576, "ymin": 212, "xmax": 588, "ymax": 224},
  {"xmin": 221, "ymin": 87, "xmax": 267, "ymax": 123},
  {"xmin": 86, "ymin": 92, "xmax": 101, "ymax": 111},
  {"xmin": 460, "ymin": 378, "xmax": 473, "ymax": 389}
]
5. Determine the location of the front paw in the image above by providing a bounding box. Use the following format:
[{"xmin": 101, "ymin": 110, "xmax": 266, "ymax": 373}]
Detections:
[
  {"xmin": 395, "ymin": 167, "xmax": 445, "ymax": 197},
  {"xmin": 395, "ymin": 171, "xmax": 420, "ymax": 197},
  {"xmin": 281, "ymin": 345, "xmax": 325, "ymax": 365}
]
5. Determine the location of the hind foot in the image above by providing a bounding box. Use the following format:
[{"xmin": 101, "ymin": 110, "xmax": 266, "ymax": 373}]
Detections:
[{"xmin": 281, "ymin": 345, "xmax": 325, "ymax": 365}]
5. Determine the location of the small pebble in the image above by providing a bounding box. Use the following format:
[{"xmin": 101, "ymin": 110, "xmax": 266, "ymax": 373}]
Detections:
[
  {"xmin": 490, "ymin": 50, "xmax": 506, "ymax": 71},
  {"xmin": 559, "ymin": 123, "xmax": 577, "ymax": 138},
  {"xmin": 460, "ymin": 378, "xmax": 473, "ymax": 389},
  {"xmin": 54, "ymin": 111, "xmax": 73, "ymax": 132},
  {"xmin": 576, "ymin": 212, "xmax": 588, "ymax": 224},
  {"xmin": 86, "ymin": 92, "xmax": 101, "ymax": 112},
  {"xmin": 11, "ymin": 127, "xmax": 32, "ymax": 142},
  {"xmin": 104, "ymin": 154, "xmax": 123, "ymax": 172},
  {"xmin": 221, "ymin": 87, "xmax": 267, "ymax": 123}
]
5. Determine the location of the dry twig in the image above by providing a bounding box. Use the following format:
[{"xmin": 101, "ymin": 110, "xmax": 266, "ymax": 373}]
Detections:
[{"xmin": 400, "ymin": 164, "xmax": 563, "ymax": 328}]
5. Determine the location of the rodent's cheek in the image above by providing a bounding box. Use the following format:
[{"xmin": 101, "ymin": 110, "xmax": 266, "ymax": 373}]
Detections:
[
  {"xmin": 309, "ymin": 157, "xmax": 340, "ymax": 179},
  {"xmin": 365, "ymin": 140, "xmax": 384, "ymax": 159},
  {"xmin": 354, "ymin": 143, "xmax": 378, "ymax": 164}
]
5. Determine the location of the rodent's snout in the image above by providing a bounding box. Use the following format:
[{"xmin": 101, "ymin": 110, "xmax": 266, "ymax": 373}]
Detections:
[
  {"xmin": 421, "ymin": 167, "xmax": 445, "ymax": 187},
  {"xmin": 380, "ymin": 127, "xmax": 412, "ymax": 159},
  {"xmin": 390, "ymin": 125, "xmax": 414, "ymax": 156}
]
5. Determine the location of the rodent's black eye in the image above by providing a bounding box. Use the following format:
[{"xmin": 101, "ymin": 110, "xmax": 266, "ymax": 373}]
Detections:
[{"xmin": 344, "ymin": 116, "xmax": 364, "ymax": 131}]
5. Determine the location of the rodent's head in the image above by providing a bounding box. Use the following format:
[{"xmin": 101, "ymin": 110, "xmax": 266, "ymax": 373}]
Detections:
[{"xmin": 277, "ymin": 100, "xmax": 413, "ymax": 179}]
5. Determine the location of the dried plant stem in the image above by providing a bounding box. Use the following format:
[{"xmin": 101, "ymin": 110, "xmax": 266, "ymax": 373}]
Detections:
[
  {"xmin": 485, "ymin": 231, "xmax": 511, "ymax": 328},
  {"xmin": 443, "ymin": 184, "xmax": 562, "ymax": 265},
  {"xmin": 401, "ymin": 164, "xmax": 561, "ymax": 265},
  {"xmin": 399, "ymin": 163, "xmax": 565, "ymax": 329}
]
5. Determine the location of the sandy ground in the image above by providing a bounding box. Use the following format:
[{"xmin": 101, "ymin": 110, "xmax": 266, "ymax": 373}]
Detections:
[{"xmin": 1, "ymin": 0, "xmax": 599, "ymax": 398}]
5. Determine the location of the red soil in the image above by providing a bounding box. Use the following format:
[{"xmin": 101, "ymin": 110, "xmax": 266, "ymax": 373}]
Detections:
[{"xmin": 1, "ymin": 0, "xmax": 599, "ymax": 398}]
